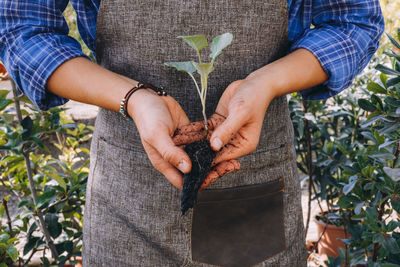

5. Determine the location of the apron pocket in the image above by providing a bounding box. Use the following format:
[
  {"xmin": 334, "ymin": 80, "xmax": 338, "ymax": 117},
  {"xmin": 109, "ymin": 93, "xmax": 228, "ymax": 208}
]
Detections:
[{"xmin": 191, "ymin": 177, "xmax": 286, "ymax": 267}]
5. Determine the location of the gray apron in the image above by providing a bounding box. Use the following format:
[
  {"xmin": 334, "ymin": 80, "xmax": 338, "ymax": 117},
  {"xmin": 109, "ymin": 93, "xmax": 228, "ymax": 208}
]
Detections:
[{"xmin": 82, "ymin": 0, "xmax": 307, "ymax": 266}]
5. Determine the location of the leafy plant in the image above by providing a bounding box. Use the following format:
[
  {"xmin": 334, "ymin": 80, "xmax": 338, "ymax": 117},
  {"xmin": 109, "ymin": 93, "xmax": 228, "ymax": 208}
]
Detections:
[
  {"xmin": 164, "ymin": 33, "xmax": 233, "ymax": 132},
  {"xmin": 164, "ymin": 33, "xmax": 234, "ymax": 214},
  {"xmin": 318, "ymin": 32, "xmax": 400, "ymax": 266},
  {"xmin": 0, "ymin": 76, "xmax": 91, "ymax": 265},
  {"xmin": 340, "ymin": 33, "xmax": 400, "ymax": 266}
]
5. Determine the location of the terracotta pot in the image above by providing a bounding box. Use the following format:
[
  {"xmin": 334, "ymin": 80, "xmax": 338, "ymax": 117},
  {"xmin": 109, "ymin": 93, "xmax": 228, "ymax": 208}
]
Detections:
[{"xmin": 314, "ymin": 215, "xmax": 349, "ymax": 258}]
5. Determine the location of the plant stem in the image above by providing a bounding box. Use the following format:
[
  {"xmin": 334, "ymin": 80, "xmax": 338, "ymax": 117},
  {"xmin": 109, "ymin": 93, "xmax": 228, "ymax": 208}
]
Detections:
[
  {"xmin": 372, "ymin": 198, "xmax": 388, "ymax": 262},
  {"xmin": 197, "ymin": 51, "xmax": 202, "ymax": 64},
  {"xmin": 24, "ymin": 248, "xmax": 37, "ymax": 266},
  {"xmin": 10, "ymin": 79, "xmax": 59, "ymax": 261},
  {"xmin": 189, "ymin": 73, "xmax": 202, "ymax": 102},
  {"xmin": 311, "ymin": 182, "xmax": 324, "ymax": 215},
  {"xmin": 2, "ymin": 198, "xmax": 13, "ymax": 237},
  {"xmin": 303, "ymin": 100, "xmax": 313, "ymax": 238},
  {"xmin": 309, "ymin": 222, "xmax": 328, "ymax": 254},
  {"xmin": 200, "ymin": 75, "xmax": 208, "ymax": 131},
  {"xmin": 393, "ymin": 141, "xmax": 399, "ymax": 168}
]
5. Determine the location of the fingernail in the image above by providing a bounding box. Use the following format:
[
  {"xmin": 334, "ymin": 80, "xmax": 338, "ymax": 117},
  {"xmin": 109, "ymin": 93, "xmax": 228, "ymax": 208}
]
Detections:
[
  {"xmin": 178, "ymin": 160, "xmax": 190, "ymax": 173},
  {"xmin": 212, "ymin": 137, "xmax": 223, "ymax": 150}
]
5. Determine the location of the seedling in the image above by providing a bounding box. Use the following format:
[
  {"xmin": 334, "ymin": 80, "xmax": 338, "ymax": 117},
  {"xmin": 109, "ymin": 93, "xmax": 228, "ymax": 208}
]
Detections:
[
  {"xmin": 165, "ymin": 33, "xmax": 233, "ymax": 214},
  {"xmin": 165, "ymin": 33, "xmax": 233, "ymax": 133}
]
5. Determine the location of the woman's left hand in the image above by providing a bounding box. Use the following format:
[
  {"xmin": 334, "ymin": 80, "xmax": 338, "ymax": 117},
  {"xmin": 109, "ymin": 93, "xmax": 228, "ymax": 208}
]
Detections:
[
  {"xmin": 209, "ymin": 77, "xmax": 275, "ymax": 164},
  {"xmin": 173, "ymin": 76, "xmax": 276, "ymax": 188}
]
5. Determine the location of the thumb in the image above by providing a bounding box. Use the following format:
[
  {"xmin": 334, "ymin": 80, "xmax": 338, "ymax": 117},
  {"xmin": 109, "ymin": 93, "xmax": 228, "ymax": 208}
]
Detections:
[{"xmin": 210, "ymin": 111, "xmax": 247, "ymax": 151}]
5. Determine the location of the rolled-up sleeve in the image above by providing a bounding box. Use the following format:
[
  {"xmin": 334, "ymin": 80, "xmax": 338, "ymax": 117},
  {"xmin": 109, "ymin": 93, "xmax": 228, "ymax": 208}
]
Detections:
[
  {"xmin": 0, "ymin": 1, "xmax": 91, "ymax": 110},
  {"xmin": 289, "ymin": 0, "xmax": 385, "ymax": 100}
]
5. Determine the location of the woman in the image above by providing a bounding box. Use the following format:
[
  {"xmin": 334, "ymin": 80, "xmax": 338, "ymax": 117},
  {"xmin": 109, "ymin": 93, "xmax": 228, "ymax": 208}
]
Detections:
[{"xmin": 0, "ymin": 0, "xmax": 384, "ymax": 266}]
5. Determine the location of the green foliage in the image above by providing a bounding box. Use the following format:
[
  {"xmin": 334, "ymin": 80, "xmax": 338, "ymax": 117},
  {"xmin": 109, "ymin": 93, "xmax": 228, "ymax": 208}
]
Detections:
[
  {"xmin": 209, "ymin": 33, "xmax": 233, "ymax": 61},
  {"xmin": 0, "ymin": 82, "xmax": 92, "ymax": 265},
  {"xmin": 0, "ymin": 228, "xmax": 19, "ymax": 265},
  {"xmin": 165, "ymin": 33, "xmax": 233, "ymax": 131},
  {"xmin": 293, "ymin": 31, "xmax": 400, "ymax": 266},
  {"xmin": 178, "ymin": 35, "xmax": 208, "ymax": 55},
  {"xmin": 63, "ymin": 2, "xmax": 94, "ymax": 61}
]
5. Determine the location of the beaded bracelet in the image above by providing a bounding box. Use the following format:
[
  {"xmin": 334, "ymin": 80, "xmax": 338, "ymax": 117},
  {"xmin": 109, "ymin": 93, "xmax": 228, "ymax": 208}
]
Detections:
[{"xmin": 119, "ymin": 82, "xmax": 167, "ymax": 121}]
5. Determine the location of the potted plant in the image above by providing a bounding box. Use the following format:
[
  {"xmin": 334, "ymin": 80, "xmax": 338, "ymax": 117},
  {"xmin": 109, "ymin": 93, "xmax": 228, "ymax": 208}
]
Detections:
[
  {"xmin": 320, "ymin": 32, "xmax": 400, "ymax": 266},
  {"xmin": 289, "ymin": 70, "xmax": 374, "ymax": 261},
  {"xmin": 164, "ymin": 33, "xmax": 233, "ymax": 214},
  {"xmin": 335, "ymin": 33, "xmax": 400, "ymax": 266}
]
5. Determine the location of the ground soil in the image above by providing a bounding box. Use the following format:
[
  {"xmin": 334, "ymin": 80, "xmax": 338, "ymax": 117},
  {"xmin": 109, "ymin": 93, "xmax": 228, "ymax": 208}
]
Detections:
[{"xmin": 181, "ymin": 139, "xmax": 216, "ymax": 215}]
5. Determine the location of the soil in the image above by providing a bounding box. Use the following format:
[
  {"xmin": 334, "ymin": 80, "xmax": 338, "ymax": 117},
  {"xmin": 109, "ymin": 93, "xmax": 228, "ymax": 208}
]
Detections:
[{"xmin": 181, "ymin": 139, "xmax": 216, "ymax": 215}]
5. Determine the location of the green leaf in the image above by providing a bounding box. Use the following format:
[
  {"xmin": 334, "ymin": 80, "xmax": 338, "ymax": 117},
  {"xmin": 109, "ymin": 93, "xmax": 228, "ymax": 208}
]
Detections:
[
  {"xmin": 337, "ymin": 195, "xmax": 358, "ymax": 209},
  {"xmin": 376, "ymin": 64, "xmax": 400, "ymax": 76},
  {"xmin": 23, "ymin": 236, "xmax": 39, "ymax": 256},
  {"xmin": 0, "ymin": 263, "xmax": 8, "ymax": 267},
  {"xmin": 27, "ymin": 222, "xmax": 37, "ymax": 239},
  {"xmin": 177, "ymin": 35, "xmax": 208, "ymax": 53},
  {"xmin": 350, "ymin": 253, "xmax": 366, "ymax": 266},
  {"xmin": 371, "ymin": 94, "xmax": 383, "ymax": 110},
  {"xmin": 354, "ymin": 202, "xmax": 364, "ymax": 215},
  {"xmin": 387, "ymin": 33, "xmax": 400, "ymax": 50},
  {"xmin": 193, "ymin": 62, "xmax": 215, "ymax": 77},
  {"xmin": 0, "ymin": 98, "xmax": 12, "ymax": 111},
  {"xmin": 0, "ymin": 233, "xmax": 9, "ymax": 243},
  {"xmin": 367, "ymin": 82, "xmax": 387, "ymax": 94},
  {"xmin": 380, "ymin": 73, "xmax": 388, "ymax": 88},
  {"xmin": 46, "ymin": 173, "xmax": 67, "ymax": 192},
  {"xmin": 18, "ymin": 200, "xmax": 34, "ymax": 209},
  {"xmin": 45, "ymin": 213, "xmax": 62, "ymax": 239},
  {"xmin": 15, "ymin": 94, "xmax": 33, "ymax": 104},
  {"xmin": 55, "ymin": 240, "xmax": 73, "ymax": 255},
  {"xmin": 398, "ymin": 28, "xmax": 400, "ymax": 42},
  {"xmin": 392, "ymin": 198, "xmax": 400, "ymax": 213},
  {"xmin": 343, "ymin": 176, "xmax": 357, "ymax": 195},
  {"xmin": 36, "ymin": 190, "xmax": 56, "ymax": 209},
  {"xmin": 21, "ymin": 116, "xmax": 33, "ymax": 140},
  {"xmin": 358, "ymin": 99, "xmax": 376, "ymax": 112},
  {"xmin": 0, "ymin": 89, "xmax": 10, "ymax": 99},
  {"xmin": 164, "ymin": 61, "xmax": 196, "ymax": 75},
  {"xmin": 385, "ymin": 97, "xmax": 400, "ymax": 107},
  {"xmin": 0, "ymin": 202, "xmax": 4, "ymax": 218},
  {"xmin": 383, "ymin": 167, "xmax": 400, "ymax": 182},
  {"xmin": 387, "ymin": 76, "xmax": 400, "ymax": 87},
  {"xmin": 29, "ymin": 137, "xmax": 45, "ymax": 149},
  {"xmin": 6, "ymin": 244, "xmax": 18, "ymax": 262},
  {"xmin": 209, "ymin": 33, "xmax": 233, "ymax": 61},
  {"xmin": 382, "ymin": 236, "xmax": 400, "ymax": 254}
]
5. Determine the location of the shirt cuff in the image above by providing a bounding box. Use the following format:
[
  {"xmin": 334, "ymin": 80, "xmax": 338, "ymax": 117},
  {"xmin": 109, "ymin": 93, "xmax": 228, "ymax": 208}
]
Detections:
[
  {"xmin": 290, "ymin": 26, "xmax": 362, "ymax": 100},
  {"xmin": 14, "ymin": 34, "xmax": 91, "ymax": 110}
]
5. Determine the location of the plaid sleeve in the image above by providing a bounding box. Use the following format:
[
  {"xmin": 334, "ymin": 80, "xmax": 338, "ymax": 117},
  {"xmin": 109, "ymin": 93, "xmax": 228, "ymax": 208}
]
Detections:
[
  {"xmin": 289, "ymin": 0, "xmax": 385, "ymax": 100},
  {"xmin": 0, "ymin": 0, "xmax": 91, "ymax": 110}
]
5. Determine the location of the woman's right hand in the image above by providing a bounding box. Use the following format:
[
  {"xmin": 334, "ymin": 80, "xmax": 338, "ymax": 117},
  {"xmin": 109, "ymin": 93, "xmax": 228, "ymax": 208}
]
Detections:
[
  {"xmin": 128, "ymin": 88, "xmax": 192, "ymax": 189},
  {"xmin": 45, "ymin": 57, "xmax": 193, "ymax": 189}
]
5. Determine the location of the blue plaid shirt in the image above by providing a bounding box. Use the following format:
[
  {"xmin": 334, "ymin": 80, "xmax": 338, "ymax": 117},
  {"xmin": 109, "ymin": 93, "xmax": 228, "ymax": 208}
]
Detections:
[{"xmin": 0, "ymin": 0, "xmax": 384, "ymax": 110}]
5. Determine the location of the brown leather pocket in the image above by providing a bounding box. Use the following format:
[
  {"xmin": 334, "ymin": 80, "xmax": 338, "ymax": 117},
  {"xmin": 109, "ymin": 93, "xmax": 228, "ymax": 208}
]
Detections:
[{"xmin": 191, "ymin": 177, "xmax": 286, "ymax": 267}]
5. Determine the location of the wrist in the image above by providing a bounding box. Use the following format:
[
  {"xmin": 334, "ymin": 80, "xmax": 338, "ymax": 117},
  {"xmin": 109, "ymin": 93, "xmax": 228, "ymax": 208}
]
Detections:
[
  {"xmin": 244, "ymin": 68, "xmax": 280, "ymax": 108},
  {"xmin": 127, "ymin": 88, "xmax": 155, "ymax": 120}
]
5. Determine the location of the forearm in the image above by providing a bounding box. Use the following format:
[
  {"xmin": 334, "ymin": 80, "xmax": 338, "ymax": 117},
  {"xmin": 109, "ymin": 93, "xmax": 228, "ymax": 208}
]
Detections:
[
  {"xmin": 46, "ymin": 56, "xmax": 137, "ymax": 112},
  {"xmin": 246, "ymin": 48, "xmax": 328, "ymax": 101}
]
